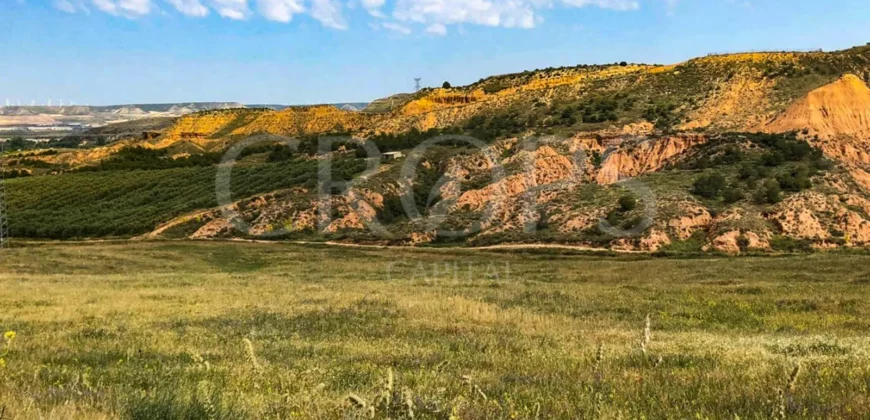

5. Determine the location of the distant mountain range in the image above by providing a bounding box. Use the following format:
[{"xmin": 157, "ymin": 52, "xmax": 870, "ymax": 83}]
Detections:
[
  {"xmin": 0, "ymin": 102, "xmax": 371, "ymax": 128},
  {"xmin": 248, "ymin": 103, "xmax": 370, "ymax": 112}
]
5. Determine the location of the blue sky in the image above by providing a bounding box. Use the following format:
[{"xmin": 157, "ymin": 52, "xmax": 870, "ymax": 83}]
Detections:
[{"xmin": 1, "ymin": 0, "xmax": 869, "ymax": 105}]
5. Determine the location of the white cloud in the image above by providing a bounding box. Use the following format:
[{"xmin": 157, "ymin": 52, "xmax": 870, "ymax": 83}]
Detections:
[
  {"xmin": 217, "ymin": 8, "xmax": 244, "ymax": 17},
  {"xmin": 120, "ymin": 0, "xmax": 152, "ymax": 14},
  {"xmin": 391, "ymin": 0, "xmax": 642, "ymax": 31},
  {"xmin": 54, "ymin": 0, "xmax": 77, "ymax": 13},
  {"xmin": 393, "ymin": 0, "xmax": 535, "ymax": 29},
  {"xmin": 310, "ymin": 0, "xmax": 347, "ymax": 29},
  {"xmin": 54, "ymin": 0, "xmax": 644, "ymax": 32},
  {"xmin": 361, "ymin": 0, "xmax": 385, "ymax": 16},
  {"xmin": 256, "ymin": 0, "xmax": 303, "ymax": 22},
  {"xmin": 167, "ymin": 0, "xmax": 209, "ymax": 16},
  {"xmin": 426, "ymin": 22, "xmax": 446, "ymax": 35},
  {"xmin": 560, "ymin": 0, "xmax": 639, "ymax": 11},
  {"xmin": 91, "ymin": 0, "xmax": 117, "ymax": 13},
  {"xmin": 211, "ymin": 0, "xmax": 250, "ymax": 19},
  {"xmin": 381, "ymin": 21, "xmax": 411, "ymax": 34},
  {"xmin": 90, "ymin": 0, "xmax": 152, "ymax": 16}
]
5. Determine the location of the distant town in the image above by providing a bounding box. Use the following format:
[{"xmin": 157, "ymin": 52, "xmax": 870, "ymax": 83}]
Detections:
[{"xmin": 0, "ymin": 123, "xmax": 87, "ymax": 133}]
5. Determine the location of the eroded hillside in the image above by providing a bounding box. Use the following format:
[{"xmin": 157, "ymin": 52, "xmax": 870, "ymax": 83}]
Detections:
[{"xmin": 5, "ymin": 45, "xmax": 870, "ymax": 253}]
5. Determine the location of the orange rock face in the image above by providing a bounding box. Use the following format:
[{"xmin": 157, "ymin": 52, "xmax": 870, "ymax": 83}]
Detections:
[
  {"xmin": 595, "ymin": 135, "xmax": 707, "ymax": 184},
  {"xmin": 667, "ymin": 206, "xmax": 712, "ymax": 240},
  {"xmin": 683, "ymin": 74, "xmax": 776, "ymax": 132},
  {"xmin": 454, "ymin": 146, "xmax": 573, "ymax": 211},
  {"xmin": 708, "ymin": 231, "xmax": 770, "ymax": 254},
  {"xmin": 763, "ymin": 74, "xmax": 870, "ymax": 164}
]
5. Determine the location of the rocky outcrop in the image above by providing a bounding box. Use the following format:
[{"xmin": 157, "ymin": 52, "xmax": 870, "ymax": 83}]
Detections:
[
  {"xmin": 763, "ymin": 74, "xmax": 870, "ymax": 164},
  {"xmin": 765, "ymin": 74, "xmax": 870, "ymax": 140},
  {"xmin": 684, "ymin": 74, "xmax": 776, "ymax": 132},
  {"xmin": 456, "ymin": 146, "xmax": 576, "ymax": 212},
  {"xmin": 639, "ymin": 229, "xmax": 672, "ymax": 252},
  {"xmin": 595, "ymin": 135, "xmax": 707, "ymax": 184},
  {"xmin": 767, "ymin": 191, "xmax": 870, "ymax": 246},
  {"xmin": 707, "ymin": 231, "xmax": 770, "ymax": 254},
  {"xmin": 666, "ymin": 205, "xmax": 713, "ymax": 240}
]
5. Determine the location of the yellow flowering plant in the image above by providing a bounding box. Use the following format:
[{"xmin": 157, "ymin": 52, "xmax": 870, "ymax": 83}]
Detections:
[{"xmin": 1, "ymin": 330, "xmax": 15, "ymax": 369}]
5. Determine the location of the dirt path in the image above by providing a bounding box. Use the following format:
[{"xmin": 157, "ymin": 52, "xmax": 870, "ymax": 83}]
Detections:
[
  {"xmin": 135, "ymin": 209, "xmax": 215, "ymax": 240},
  {"xmin": 14, "ymin": 237, "xmax": 641, "ymax": 254},
  {"xmin": 225, "ymin": 238, "xmax": 640, "ymax": 254}
]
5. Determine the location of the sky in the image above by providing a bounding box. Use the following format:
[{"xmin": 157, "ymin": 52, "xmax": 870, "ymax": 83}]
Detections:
[{"xmin": 1, "ymin": 0, "xmax": 869, "ymax": 105}]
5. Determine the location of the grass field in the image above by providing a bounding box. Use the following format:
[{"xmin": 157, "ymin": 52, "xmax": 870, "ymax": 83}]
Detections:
[{"xmin": 1, "ymin": 242, "xmax": 870, "ymax": 419}]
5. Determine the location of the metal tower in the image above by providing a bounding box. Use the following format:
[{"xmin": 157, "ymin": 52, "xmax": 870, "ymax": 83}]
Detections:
[
  {"xmin": 414, "ymin": 78, "xmax": 422, "ymax": 92},
  {"xmin": 0, "ymin": 142, "xmax": 8, "ymax": 249}
]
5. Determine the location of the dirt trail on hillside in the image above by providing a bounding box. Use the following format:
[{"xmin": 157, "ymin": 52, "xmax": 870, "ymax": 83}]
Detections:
[
  {"xmin": 131, "ymin": 235, "xmax": 641, "ymax": 254},
  {"xmin": 135, "ymin": 209, "xmax": 216, "ymax": 240}
]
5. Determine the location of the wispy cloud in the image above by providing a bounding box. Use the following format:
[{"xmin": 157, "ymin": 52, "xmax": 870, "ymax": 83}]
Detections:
[
  {"xmin": 256, "ymin": 0, "xmax": 303, "ymax": 22},
  {"xmin": 50, "ymin": 0, "xmax": 648, "ymax": 33},
  {"xmin": 310, "ymin": 0, "xmax": 347, "ymax": 29},
  {"xmin": 90, "ymin": 0, "xmax": 153, "ymax": 16},
  {"xmin": 426, "ymin": 22, "xmax": 446, "ymax": 35},
  {"xmin": 54, "ymin": 0, "xmax": 78, "ymax": 13},
  {"xmin": 360, "ymin": 0, "xmax": 385, "ymax": 17},
  {"xmin": 211, "ymin": 0, "xmax": 251, "ymax": 19},
  {"xmin": 167, "ymin": 0, "xmax": 209, "ymax": 16},
  {"xmin": 381, "ymin": 21, "xmax": 411, "ymax": 34}
]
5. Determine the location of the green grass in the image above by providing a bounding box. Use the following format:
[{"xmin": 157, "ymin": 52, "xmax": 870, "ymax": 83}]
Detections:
[{"xmin": 2, "ymin": 242, "xmax": 870, "ymax": 418}]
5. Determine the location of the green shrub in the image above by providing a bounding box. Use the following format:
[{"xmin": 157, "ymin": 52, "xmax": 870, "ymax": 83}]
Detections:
[
  {"xmin": 776, "ymin": 164, "xmax": 813, "ymax": 192},
  {"xmin": 619, "ymin": 195, "xmax": 637, "ymax": 212},
  {"xmin": 736, "ymin": 234, "xmax": 751, "ymax": 251},
  {"xmin": 483, "ymin": 82, "xmax": 508, "ymax": 94},
  {"xmin": 76, "ymin": 146, "xmax": 223, "ymax": 172},
  {"xmin": 713, "ymin": 146, "xmax": 744, "ymax": 165},
  {"xmin": 692, "ymin": 174, "xmax": 727, "ymax": 199},
  {"xmin": 755, "ymin": 179, "xmax": 782, "ymax": 204},
  {"xmin": 642, "ymin": 102, "xmax": 679, "ymax": 130},
  {"xmin": 378, "ymin": 194, "xmax": 406, "ymax": 223},
  {"xmin": 3, "ymin": 136, "xmax": 33, "ymax": 152},
  {"xmin": 722, "ymin": 186, "xmax": 746, "ymax": 204},
  {"xmin": 769, "ymin": 236, "xmax": 813, "ymax": 253}
]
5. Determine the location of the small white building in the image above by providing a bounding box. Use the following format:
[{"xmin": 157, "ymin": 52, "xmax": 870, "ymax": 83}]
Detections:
[{"xmin": 382, "ymin": 151, "xmax": 404, "ymax": 161}]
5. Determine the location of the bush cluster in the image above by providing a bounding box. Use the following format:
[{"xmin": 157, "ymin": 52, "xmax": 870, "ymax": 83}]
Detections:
[
  {"xmin": 689, "ymin": 133, "xmax": 830, "ymax": 205},
  {"xmin": 76, "ymin": 147, "xmax": 223, "ymax": 172}
]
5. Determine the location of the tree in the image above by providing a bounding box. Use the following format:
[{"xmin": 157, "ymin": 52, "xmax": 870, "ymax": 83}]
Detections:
[
  {"xmin": 619, "ymin": 61, "xmax": 628, "ymax": 67},
  {"xmin": 722, "ymin": 187, "xmax": 745, "ymax": 204},
  {"xmin": 755, "ymin": 179, "xmax": 782, "ymax": 204},
  {"xmin": 692, "ymin": 173, "xmax": 727, "ymax": 199},
  {"xmin": 442, "ymin": 81, "xmax": 452, "ymax": 89},
  {"xmin": 618, "ymin": 195, "xmax": 637, "ymax": 212},
  {"xmin": 5, "ymin": 136, "xmax": 30, "ymax": 152},
  {"xmin": 776, "ymin": 164, "xmax": 812, "ymax": 192}
]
